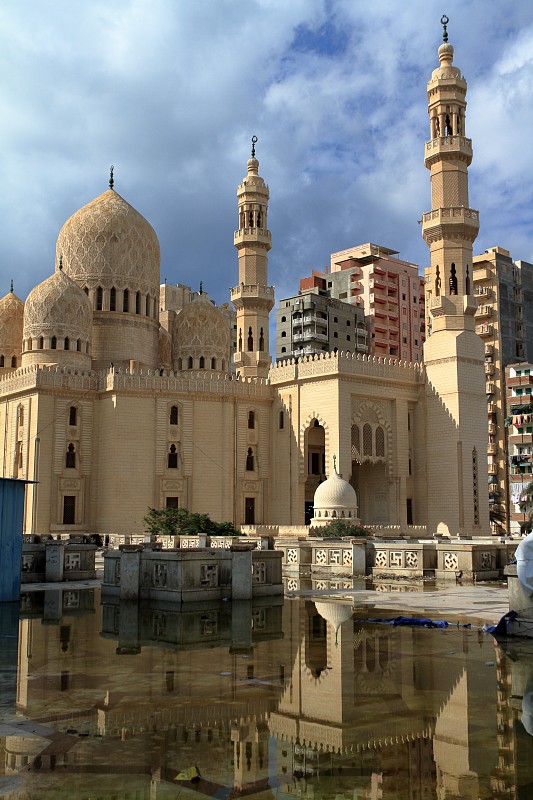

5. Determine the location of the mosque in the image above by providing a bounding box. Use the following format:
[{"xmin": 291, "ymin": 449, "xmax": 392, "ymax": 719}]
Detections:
[{"xmin": 0, "ymin": 23, "xmax": 490, "ymax": 538}]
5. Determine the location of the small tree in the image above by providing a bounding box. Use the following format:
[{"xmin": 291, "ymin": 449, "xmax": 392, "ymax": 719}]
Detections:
[
  {"xmin": 143, "ymin": 507, "xmax": 240, "ymax": 537},
  {"xmin": 309, "ymin": 519, "xmax": 372, "ymax": 539}
]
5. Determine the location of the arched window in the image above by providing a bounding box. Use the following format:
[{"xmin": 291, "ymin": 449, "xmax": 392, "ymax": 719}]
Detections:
[
  {"xmin": 64, "ymin": 337, "xmax": 69, "ymax": 351},
  {"xmin": 363, "ymin": 423, "xmax": 372, "ymax": 456},
  {"xmin": 281, "ymin": 331, "xmax": 286, "ymax": 338},
  {"xmin": 248, "ymin": 411, "xmax": 255, "ymax": 429},
  {"xmin": 221, "ymin": 359, "xmax": 225, "ymax": 371},
  {"xmin": 168, "ymin": 444, "xmax": 178, "ymax": 469},
  {"xmin": 449, "ymin": 263, "xmax": 458, "ymax": 296},
  {"xmin": 351, "ymin": 425, "xmax": 360, "ymax": 459},
  {"xmin": 123, "ymin": 289, "xmax": 129, "ymax": 312},
  {"xmin": 211, "ymin": 357, "xmax": 216, "ymax": 369},
  {"xmin": 187, "ymin": 356, "xmax": 193, "ymax": 369},
  {"xmin": 279, "ymin": 410, "xmax": 284, "ymax": 430},
  {"xmin": 246, "ymin": 447, "xmax": 254, "ymax": 471},
  {"xmin": 27, "ymin": 339, "xmax": 33, "ymax": 351},
  {"xmin": 51, "ymin": 336, "xmax": 57, "ymax": 350},
  {"xmin": 238, "ymin": 329, "xmax": 242, "ymax": 350},
  {"xmin": 146, "ymin": 294, "xmax": 150, "ymax": 316},
  {"xmin": 199, "ymin": 356, "xmax": 205, "ymax": 369},
  {"xmin": 38, "ymin": 337, "xmax": 44, "ymax": 349},
  {"xmin": 247, "ymin": 327, "xmax": 253, "ymax": 351},
  {"xmin": 170, "ymin": 406, "xmax": 178, "ymax": 425},
  {"xmin": 435, "ymin": 265, "xmax": 441, "ymax": 297},
  {"xmin": 136, "ymin": 291, "xmax": 141, "ymax": 314},
  {"xmin": 69, "ymin": 406, "xmax": 77, "ymax": 426},
  {"xmin": 375, "ymin": 426, "xmax": 385, "ymax": 457},
  {"xmin": 281, "ymin": 347, "xmax": 286, "ymax": 353},
  {"xmin": 66, "ymin": 443, "xmax": 76, "ymax": 469},
  {"xmin": 11, "ymin": 356, "xmax": 17, "ymax": 367},
  {"xmin": 96, "ymin": 286, "xmax": 103, "ymax": 310},
  {"xmin": 77, "ymin": 339, "xmax": 81, "ymax": 352},
  {"xmin": 259, "ymin": 328, "xmax": 264, "ymax": 351},
  {"xmin": 18, "ymin": 405, "xmax": 24, "ymax": 426},
  {"xmin": 110, "ymin": 287, "xmax": 116, "ymax": 311}
]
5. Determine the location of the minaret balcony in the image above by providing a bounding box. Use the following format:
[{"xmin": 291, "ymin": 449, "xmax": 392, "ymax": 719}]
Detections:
[
  {"xmin": 230, "ymin": 284, "xmax": 275, "ymax": 307},
  {"xmin": 425, "ymin": 136, "xmax": 473, "ymax": 166},
  {"xmin": 422, "ymin": 206, "xmax": 479, "ymax": 244},
  {"xmin": 234, "ymin": 228, "xmax": 272, "ymax": 248}
]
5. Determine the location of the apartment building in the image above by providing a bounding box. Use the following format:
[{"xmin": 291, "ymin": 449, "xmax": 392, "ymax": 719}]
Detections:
[
  {"xmin": 276, "ymin": 278, "xmax": 367, "ymax": 361},
  {"xmin": 506, "ymin": 363, "xmax": 533, "ymax": 535},
  {"xmin": 472, "ymin": 247, "xmax": 533, "ymax": 532}
]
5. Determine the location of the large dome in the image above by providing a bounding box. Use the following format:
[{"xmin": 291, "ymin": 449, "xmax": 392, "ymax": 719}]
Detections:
[
  {"xmin": 0, "ymin": 289, "xmax": 24, "ymax": 368},
  {"xmin": 55, "ymin": 189, "xmax": 160, "ymax": 295},
  {"xmin": 173, "ymin": 295, "xmax": 230, "ymax": 372},
  {"xmin": 22, "ymin": 269, "xmax": 92, "ymax": 366}
]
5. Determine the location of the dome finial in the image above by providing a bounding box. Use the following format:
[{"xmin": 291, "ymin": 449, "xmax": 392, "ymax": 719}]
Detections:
[
  {"xmin": 440, "ymin": 14, "xmax": 449, "ymax": 43},
  {"xmin": 109, "ymin": 164, "xmax": 115, "ymax": 190},
  {"xmin": 199, "ymin": 281, "xmax": 203, "ymax": 295},
  {"xmin": 10, "ymin": 279, "xmax": 13, "ymax": 293},
  {"xmin": 251, "ymin": 135, "xmax": 258, "ymax": 158},
  {"xmin": 332, "ymin": 454, "xmax": 337, "ymax": 473}
]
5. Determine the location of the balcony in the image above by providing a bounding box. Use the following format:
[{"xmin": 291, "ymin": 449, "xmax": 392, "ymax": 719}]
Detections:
[
  {"xmin": 484, "ymin": 363, "xmax": 495, "ymax": 376},
  {"xmin": 487, "ymin": 443, "xmax": 498, "ymax": 455},
  {"xmin": 475, "ymin": 286, "xmax": 492, "ymax": 298},
  {"xmin": 488, "ymin": 464, "xmax": 498, "ymax": 475},
  {"xmin": 484, "ymin": 343, "xmax": 494, "ymax": 356},
  {"xmin": 509, "ymin": 433, "xmax": 533, "ymax": 445},
  {"xmin": 507, "ymin": 374, "xmax": 533, "ymax": 388},
  {"xmin": 476, "ymin": 323, "xmax": 494, "ymax": 337},
  {"xmin": 487, "ymin": 403, "xmax": 496, "ymax": 415},
  {"xmin": 488, "ymin": 422, "xmax": 497, "ymax": 435},
  {"xmin": 486, "ymin": 383, "xmax": 495, "ymax": 395},
  {"xmin": 475, "ymin": 305, "xmax": 493, "ymax": 319},
  {"xmin": 473, "ymin": 265, "xmax": 492, "ymax": 282}
]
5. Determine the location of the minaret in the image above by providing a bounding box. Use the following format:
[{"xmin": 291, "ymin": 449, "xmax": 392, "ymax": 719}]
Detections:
[
  {"xmin": 231, "ymin": 137, "xmax": 274, "ymax": 378},
  {"xmin": 422, "ymin": 18, "xmax": 489, "ymax": 537}
]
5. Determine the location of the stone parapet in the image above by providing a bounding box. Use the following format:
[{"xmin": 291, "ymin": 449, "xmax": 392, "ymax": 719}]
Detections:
[{"xmin": 269, "ymin": 349, "xmax": 425, "ymax": 386}]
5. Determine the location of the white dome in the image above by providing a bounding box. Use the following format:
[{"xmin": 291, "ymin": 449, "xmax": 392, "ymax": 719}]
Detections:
[{"xmin": 312, "ymin": 464, "xmax": 358, "ymax": 525}]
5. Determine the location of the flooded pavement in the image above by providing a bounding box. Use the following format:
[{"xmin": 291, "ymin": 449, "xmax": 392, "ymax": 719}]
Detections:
[{"xmin": 0, "ymin": 585, "xmax": 531, "ymax": 798}]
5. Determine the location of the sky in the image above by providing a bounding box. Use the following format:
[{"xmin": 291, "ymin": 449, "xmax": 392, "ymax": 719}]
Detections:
[{"xmin": 2, "ymin": 0, "xmax": 533, "ymax": 312}]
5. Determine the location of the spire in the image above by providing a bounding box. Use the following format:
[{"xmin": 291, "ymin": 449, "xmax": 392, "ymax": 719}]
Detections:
[
  {"xmin": 333, "ymin": 454, "xmax": 337, "ymax": 474},
  {"xmin": 10, "ymin": 279, "xmax": 13, "ymax": 293},
  {"xmin": 251, "ymin": 135, "xmax": 257, "ymax": 158},
  {"xmin": 441, "ymin": 14, "xmax": 449, "ymax": 42},
  {"xmin": 109, "ymin": 164, "xmax": 115, "ymax": 190}
]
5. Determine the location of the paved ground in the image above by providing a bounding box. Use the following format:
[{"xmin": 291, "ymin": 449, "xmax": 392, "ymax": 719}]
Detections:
[{"xmin": 292, "ymin": 584, "xmax": 509, "ymax": 626}]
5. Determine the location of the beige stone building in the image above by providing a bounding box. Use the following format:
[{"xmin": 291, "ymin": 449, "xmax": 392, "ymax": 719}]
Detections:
[{"xmin": 0, "ymin": 23, "xmax": 490, "ymax": 538}]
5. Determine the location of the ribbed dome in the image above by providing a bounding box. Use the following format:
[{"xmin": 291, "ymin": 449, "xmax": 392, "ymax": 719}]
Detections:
[
  {"xmin": 173, "ymin": 295, "xmax": 230, "ymax": 372},
  {"xmin": 0, "ymin": 290, "xmax": 24, "ymax": 364},
  {"xmin": 23, "ymin": 269, "xmax": 92, "ymax": 344},
  {"xmin": 314, "ymin": 469, "xmax": 358, "ymax": 511},
  {"xmin": 56, "ymin": 189, "xmax": 160, "ymax": 295}
]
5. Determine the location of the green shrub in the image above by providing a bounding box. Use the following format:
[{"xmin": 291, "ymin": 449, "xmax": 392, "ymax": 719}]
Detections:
[
  {"xmin": 143, "ymin": 507, "xmax": 240, "ymax": 537},
  {"xmin": 309, "ymin": 519, "xmax": 371, "ymax": 539}
]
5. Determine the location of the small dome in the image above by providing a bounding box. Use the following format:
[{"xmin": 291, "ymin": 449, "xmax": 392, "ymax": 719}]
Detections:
[
  {"xmin": 173, "ymin": 295, "xmax": 230, "ymax": 371},
  {"xmin": 315, "ymin": 601, "xmax": 353, "ymax": 637},
  {"xmin": 314, "ymin": 469, "xmax": 358, "ymax": 511},
  {"xmin": 56, "ymin": 189, "xmax": 160, "ymax": 296},
  {"xmin": 23, "ymin": 269, "xmax": 92, "ymax": 344},
  {"xmin": 0, "ymin": 289, "xmax": 24, "ymax": 366},
  {"xmin": 312, "ymin": 463, "xmax": 359, "ymax": 526}
]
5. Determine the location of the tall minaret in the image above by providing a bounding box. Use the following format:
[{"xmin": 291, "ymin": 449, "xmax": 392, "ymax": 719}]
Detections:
[
  {"xmin": 231, "ymin": 137, "xmax": 274, "ymax": 379},
  {"xmin": 422, "ymin": 17, "xmax": 489, "ymax": 537}
]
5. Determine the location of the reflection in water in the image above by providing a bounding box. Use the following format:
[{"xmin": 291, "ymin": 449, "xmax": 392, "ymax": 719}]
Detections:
[{"xmin": 0, "ymin": 589, "xmax": 532, "ymax": 798}]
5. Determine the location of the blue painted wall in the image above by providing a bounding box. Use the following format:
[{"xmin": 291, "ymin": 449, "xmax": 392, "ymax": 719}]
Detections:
[{"xmin": 0, "ymin": 478, "xmax": 28, "ymax": 602}]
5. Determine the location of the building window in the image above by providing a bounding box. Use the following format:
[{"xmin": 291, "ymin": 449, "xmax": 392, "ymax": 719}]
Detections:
[
  {"xmin": 281, "ymin": 347, "xmax": 286, "ymax": 353},
  {"xmin": 0, "ymin": 355, "xmax": 4, "ymax": 367},
  {"xmin": 69, "ymin": 406, "xmax": 77, "ymax": 426},
  {"xmin": 279, "ymin": 410, "xmax": 284, "ymax": 430},
  {"xmin": 211, "ymin": 357, "xmax": 216, "ymax": 369},
  {"xmin": 110, "ymin": 287, "xmax": 116, "ymax": 311},
  {"xmin": 248, "ymin": 411, "xmax": 255, "ymax": 429},
  {"xmin": 166, "ymin": 496, "xmax": 179, "ymax": 509},
  {"xmin": 11, "ymin": 355, "xmax": 17, "ymax": 367},
  {"xmin": 247, "ymin": 327, "xmax": 254, "ymax": 351},
  {"xmin": 334, "ymin": 317, "xmax": 338, "ymax": 323},
  {"xmin": 63, "ymin": 496, "xmax": 76, "ymax": 525},
  {"xmin": 246, "ymin": 448, "xmax": 254, "ymax": 471},
  {"xmin": 123, "ymin": 289, "xmax": 129, "ymax": 312},
  {"xmin": 66, "ymin": 444, "xmax": 76, "ymax": 469},
  {"xmin": 245, "ymin": 497, "xmax": 255, "ymax": 525},
  {"xmin": 77, "ymin": 339, "xmax": 81, "ymax": 352},
  {"xmin": 136, "ymin": 291, "xmax": 141, "ymax": 314},
  {"xmin": 376, "ymin": 427, "xmax": 385, "ymax": 457},
  {"xmin": 145, "ymin": 294, "xmax": 150, "ymax": 316},
  {"xmin": 188, "ymin": 356, "xmax": 193, "ymax": 369},
  {"xmin": 39, "ymin": 337, "xmax": 44, "ymax": 349},
  {"xmin": 64, "ymin": 337, "xmax": 69, "ymax": 351},
  {"xmin": 170, "ymin": 406, "xmax": 178, "ymax": 425},
  {"xmin": 363, "ymin": 424, "xmax": 372, "ymax": 456},
  {"xmin": 96, "ymin": 286, "xmax": 103, "ymax": 311},
  {"xmin": 281, "ymin": 331, "xmax": 286, "ymax": 338},
  {"xmin": 199, "ymin": 356, "xmax": 205, "ymax": 368},
  {"xmin": 281, "ymin": 316, "xmax": 286, "ymax": 322},
  {"xmin": 51, "ymin": 336, "xmax": 57, "ymax": 350},
  {"xmin": 333, "ymin": 332, "xmax": 338, "ymax": 338},
  {"xmin": 168, "ymin": 444, "xmax": 178, "ymax": 469}
]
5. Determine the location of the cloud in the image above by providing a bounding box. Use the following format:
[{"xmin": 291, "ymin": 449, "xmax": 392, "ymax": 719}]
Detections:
[{"xmin": 1, "ymin": 0, "xmax": 533, "ymax": 313}]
